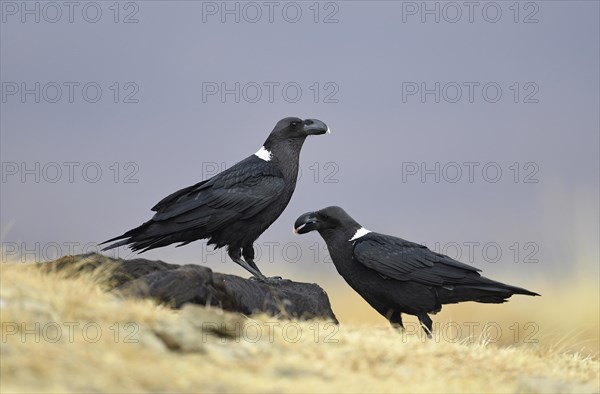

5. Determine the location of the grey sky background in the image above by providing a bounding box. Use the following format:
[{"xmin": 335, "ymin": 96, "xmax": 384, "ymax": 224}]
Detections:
[{"xmin": 1, "ymin": 1, "xmax": 598, "ymax": 285}]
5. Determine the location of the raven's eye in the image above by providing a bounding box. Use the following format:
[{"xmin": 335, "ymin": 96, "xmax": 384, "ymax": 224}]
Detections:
[
  {"xmin": 320, "ymin": 214, "xmax": 330, "ymax": 221},
  {"xmin": 290, "ymin": 121, "xmax": 299, "ymax": 127}
]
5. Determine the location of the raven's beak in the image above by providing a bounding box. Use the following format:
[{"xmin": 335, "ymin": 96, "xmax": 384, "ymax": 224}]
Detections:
[
  {"xmin": 294, "ymin": 212, "xmax": 319, "ymax": 234},
  {"xmin": 303, "ymin": 119, "xmax": 330, "ymax": 135}
]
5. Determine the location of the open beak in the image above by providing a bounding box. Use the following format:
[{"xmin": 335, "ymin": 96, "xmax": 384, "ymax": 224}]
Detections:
[
  {"xmin": 303, "ymin": 119, "xmax": 330, "ymax": 135},
  {"xmin": 294, "ymin": 212, "xmax": 319, "ymax": 234}
]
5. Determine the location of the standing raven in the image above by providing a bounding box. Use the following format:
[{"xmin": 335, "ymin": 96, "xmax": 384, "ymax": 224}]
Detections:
[
  {"xmin": 294, "ymin": 206, "xmax": 539, "ymax": 336},
  {"xmin": 102, "ymin": 117, "xmax": 329, "ymax": 281}
]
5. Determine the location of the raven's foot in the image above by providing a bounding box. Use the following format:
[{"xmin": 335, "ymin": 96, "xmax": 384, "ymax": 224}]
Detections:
[
  {"xmin": 418, "ymin": 313, "xmax": 433, "ymax": 339},
  {"xmin": 230, "ymin": 256, "xmax": 267, "ymax": 281}
]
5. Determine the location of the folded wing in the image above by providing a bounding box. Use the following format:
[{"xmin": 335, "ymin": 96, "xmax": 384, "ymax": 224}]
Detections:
[{"xmin": 352, "ymin": 233, "xmax": 481, "ymax": 287}]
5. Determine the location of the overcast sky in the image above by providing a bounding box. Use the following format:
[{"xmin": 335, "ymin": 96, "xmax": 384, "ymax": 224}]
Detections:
[{"xmin": 1, "ymin": 1, "xmax": 598, "ymax": 285}]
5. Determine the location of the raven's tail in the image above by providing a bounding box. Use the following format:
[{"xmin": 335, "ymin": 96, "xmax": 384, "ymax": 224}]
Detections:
[
  {"xmin": 100, "ymin": 221, "xmax": 166, "ymax": 253},
  {"xmin": 438, "ymin": 276, "xmax": 540, "ymax": 305}
]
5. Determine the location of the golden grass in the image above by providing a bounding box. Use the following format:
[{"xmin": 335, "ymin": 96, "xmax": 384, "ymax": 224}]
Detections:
[
  {"xmin": 326, "ymin": 278, "xmax": 600, "ymax": 357},
  {"xmin": 1, "ymin": 261, "xmax": 599, "ymax": 393}
]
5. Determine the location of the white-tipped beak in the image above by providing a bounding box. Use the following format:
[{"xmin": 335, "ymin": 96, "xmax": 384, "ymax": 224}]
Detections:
[
  {"xmin": 326, "ymin": 127, "xmax": 331, "ymax": 134},
  {"xmin": 293, "ymin": 223, "xmax": 307, "ymax": 234}
]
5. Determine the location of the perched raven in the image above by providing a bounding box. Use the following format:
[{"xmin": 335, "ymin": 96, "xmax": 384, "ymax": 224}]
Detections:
[
  {"xmin": 294, "ymin": 206, "xmax": 539, "ymax": 336},
  {"xmin": 102, "ymin": 117, "xmax": 329, "ymax": 281}
]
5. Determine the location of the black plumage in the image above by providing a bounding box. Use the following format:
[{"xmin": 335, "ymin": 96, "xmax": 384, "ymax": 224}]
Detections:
[
  {"xmin": 102, "ymin": 117, "xmax": 329, "ymax": 280},
  {"xmin": 294, "ymin": 206, "xmax": 539, "ymax": 336}
]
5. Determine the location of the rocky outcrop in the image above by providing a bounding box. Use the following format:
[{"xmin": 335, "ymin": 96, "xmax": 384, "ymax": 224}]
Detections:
[{"xmin": 44, "ymin": 254, "xmax": 337, "ymax": 322}]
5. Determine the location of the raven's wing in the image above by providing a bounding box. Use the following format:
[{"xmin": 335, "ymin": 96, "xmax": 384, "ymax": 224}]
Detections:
[
  {"xmin": 352, "ymin": 233, "xmax": 481, "ymax": 287},
  {"xmin": 149, "ymin": 156, "xmax": 286, "ymax": 227}
]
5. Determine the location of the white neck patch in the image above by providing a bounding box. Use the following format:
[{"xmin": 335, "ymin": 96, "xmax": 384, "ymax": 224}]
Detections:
[
  {"xmin": 349, "ymin": 227, "xmax": 371, "ymax": 241},
  {"xmin": 254, "ymin": 146, "xmax": 272, "ymax": 162}
]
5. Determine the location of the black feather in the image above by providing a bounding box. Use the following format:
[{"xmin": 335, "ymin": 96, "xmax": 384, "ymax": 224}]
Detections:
[
  {"xmin": 101, "ymin": 117, "xmax": 329, "ymax": 278},
  {"xmin": 294, "ymin": 206, "xmax": 540, "ymax": 336}
]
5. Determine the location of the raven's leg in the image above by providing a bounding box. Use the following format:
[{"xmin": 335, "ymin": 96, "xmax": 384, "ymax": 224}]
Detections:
[
  {"xmin": 243, "ymin": 243, "xmax": 283, "ymax": 283},
  {"xmin": 386, "ymin": 309, "xmax": 404, "ymax": 330},
  {"xmin": 418, "ymin": 313, "xmax": 433, "ymax": 339},
  {"xmin": 242, "ymin": 243, "xmax": 262, "ymax": 274},
  {"xmin": 228, "ymin": 248, "xmax": 267, "ymax": 281}
]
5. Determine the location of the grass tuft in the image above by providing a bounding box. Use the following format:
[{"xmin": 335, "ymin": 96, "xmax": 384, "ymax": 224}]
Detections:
[{"xmin": 1, "ymin": 260, "xmax": 598, "ymax": 393}]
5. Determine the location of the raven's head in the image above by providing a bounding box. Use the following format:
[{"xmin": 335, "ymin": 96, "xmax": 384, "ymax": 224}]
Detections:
[
  {"xmin": 268, "ymin": 117, "xmax": 329, "ymax": 141},
  {"xmin": 294, "ymin": 206, "xmax": 361, "ymax": 236},
  {"xmin": 258, "ymin": 117, "xmax": 329, "ymax": 162}
]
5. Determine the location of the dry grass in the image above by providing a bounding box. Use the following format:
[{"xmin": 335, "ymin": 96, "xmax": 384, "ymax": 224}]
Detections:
[
  {"xmin": 1, "ymin": 261, "xmax": 598, "ymax": 394},
  {"xmin": 327, "ymin": 278, "xmax": 600, "ymax": 356}
]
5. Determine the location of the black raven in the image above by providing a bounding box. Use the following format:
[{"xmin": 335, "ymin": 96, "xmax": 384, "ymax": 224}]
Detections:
[
  {"xmin": 102, "ymin": 117, "xmax": 329, "ymax": 281},
  {"xmin": 294, "ymin": 206, "xmax": 539, "ymax": 336}
]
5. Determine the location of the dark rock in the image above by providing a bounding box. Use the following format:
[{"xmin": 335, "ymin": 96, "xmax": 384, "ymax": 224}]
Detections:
[
  {"xmin": 41, "ymin": 253, "xmax": 179, "ymax": 287},
  {"xmin": 44, "ymin": 254, "xmax": 338, "ymax": 323}
]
